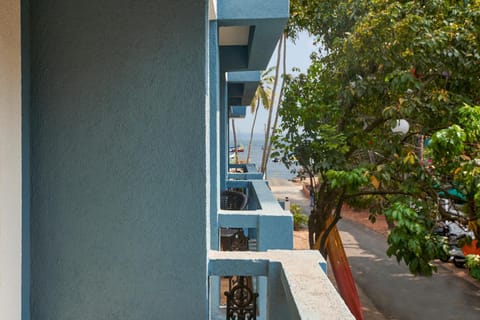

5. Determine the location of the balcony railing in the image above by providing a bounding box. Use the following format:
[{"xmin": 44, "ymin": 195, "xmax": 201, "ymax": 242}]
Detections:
[
  {"xmin": 219, "ymin": 179, "xmax": 293, "ymax": 251},
  {"xmin": 228, "ymin": 163, "xmax": 264, "ymax": 180},
  {"xmin": 208, "ymin": 250, "xmax": 354, "ymax": 320},
  {"xmin": 216, "ymin": 162, "xmax": 353, "ymax": 319}
]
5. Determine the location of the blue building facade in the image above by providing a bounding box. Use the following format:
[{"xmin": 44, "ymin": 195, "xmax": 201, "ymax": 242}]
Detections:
[{"xmin": 0, "ymin": 0, "xmax": 354, "ymax": 319}]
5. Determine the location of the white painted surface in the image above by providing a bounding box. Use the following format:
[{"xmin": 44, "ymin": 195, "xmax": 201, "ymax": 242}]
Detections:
[
  {"xmin": 209, "ymin": 0, "xmax": 217, "ymax": 20},
  {"xmin": 219, "ymin": 26, "xmax": 251, "ymax": 45},
  {"xmin": 0, "ymin": 0, "xmax": 22, "ymax": 319}
]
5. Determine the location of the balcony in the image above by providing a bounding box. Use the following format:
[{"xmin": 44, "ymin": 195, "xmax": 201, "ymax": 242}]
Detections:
[
  {"xmin": 228, "ymin": 163, "xmax": 264, "ymax": 180},
  {"xmin": 230, "ymin": 105, "xmax": 247, "ymax": 118},
  {"xmin": 219, "ymin": 179, "xmax": 293, "ymax": 251},
  {"xmin": 213, "ymin": 165, "xmax": 357, "ymax": 319},
  {"xmin": 208, "ymin": 250, "xmax": 354, "ymax": 320}
]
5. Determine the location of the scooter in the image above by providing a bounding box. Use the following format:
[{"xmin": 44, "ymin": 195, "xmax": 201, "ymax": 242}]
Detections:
[{"xmin": 435, "ymin": 220, "xmax": 474, "ymax": 268}]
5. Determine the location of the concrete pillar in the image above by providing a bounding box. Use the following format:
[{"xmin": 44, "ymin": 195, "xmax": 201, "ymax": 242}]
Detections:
[{"xmin": 209, "ymin": 20, "xmax": 220, "ymax": 250}]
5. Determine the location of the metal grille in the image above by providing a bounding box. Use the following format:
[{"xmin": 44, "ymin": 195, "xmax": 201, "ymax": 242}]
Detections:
[{"xmin": 224, "ymin": 276, "xmax": 258, "ymax": 320}]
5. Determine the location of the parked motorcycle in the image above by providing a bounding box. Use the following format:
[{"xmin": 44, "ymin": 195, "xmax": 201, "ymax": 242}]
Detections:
[{"xmin": 434, "ymin": 220, "xmax": 474, "ymax": 268}]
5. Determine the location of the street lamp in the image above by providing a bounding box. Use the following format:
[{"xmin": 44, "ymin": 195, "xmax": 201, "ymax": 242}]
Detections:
[{"xmin": 392, "ymin": 119, "xmax": 409, "ymax": 134}]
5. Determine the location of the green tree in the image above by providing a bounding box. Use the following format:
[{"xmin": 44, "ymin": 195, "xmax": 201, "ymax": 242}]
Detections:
[
  {"xmin": 274, "ymin": 0, "xmax": 480, "ymax": 275},
  {"xmin": 428, "ymin": 105, "xmax": 480, "ymax": 235}
]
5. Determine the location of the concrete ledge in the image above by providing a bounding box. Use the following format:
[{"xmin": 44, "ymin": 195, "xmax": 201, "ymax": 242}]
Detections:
[
  {"xmin": 227, "ymin": 172, "xmax": 264, "ymax": 180},
  {"xmin": 218, "ymin": 211, "xmax": 258, "ymax": 228},
  {"xmin": 208, "ymin": 250, "xmax": 353, "ymax": 319},
  {"xmin": 208, "ymin": 251, "xmax": 269, "ymax": 276},
  {"xmin": 276, "ymin": 251, "xmax": 353, "ymax": 319},
  {"xmin": 228, "ymin": 163, "xmax": 264, "ymax": 180},
  {"xmin": 227, "ymin": 71, "xmax": 261, "ymax": 83}
]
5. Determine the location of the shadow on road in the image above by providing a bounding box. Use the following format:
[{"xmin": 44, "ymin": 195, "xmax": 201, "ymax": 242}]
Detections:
[{"xmin": 339, "ymin": 219, "xmax": 480, "ymax": 320}]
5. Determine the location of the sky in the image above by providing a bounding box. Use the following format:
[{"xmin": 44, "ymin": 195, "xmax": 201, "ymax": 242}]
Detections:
[{"xmin": 234, "ymin": 31, "xmax": 318, "ymax": 135}]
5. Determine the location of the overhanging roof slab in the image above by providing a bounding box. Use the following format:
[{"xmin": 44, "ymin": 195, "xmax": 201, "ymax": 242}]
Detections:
[
  {"xmin": 227, "ymin": 71, "xmax": 260, "ymax": 106},
  {"xmin": 227, "ymin": 71, "xmax": 261, "ymax": 83},
  {"xmin": 217, "ymin": 0, "xmax": 288, "ymax": 22},
  {"xmin": 217, "ymin": 0, "xmax": 289, "ymax": 71}
]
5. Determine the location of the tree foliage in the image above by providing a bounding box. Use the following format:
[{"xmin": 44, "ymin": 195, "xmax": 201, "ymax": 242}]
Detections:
[{"xmin": 275, "ymin": 0, "xmax": 480, "ymax": 275}]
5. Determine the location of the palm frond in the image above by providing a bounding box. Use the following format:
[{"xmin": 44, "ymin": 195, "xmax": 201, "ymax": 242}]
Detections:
[{"xmin": 259, "ymin": 86, "xmax": 271, "ymax": 110}]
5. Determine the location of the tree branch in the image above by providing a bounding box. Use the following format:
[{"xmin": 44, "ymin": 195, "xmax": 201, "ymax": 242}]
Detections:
[{"xmin": 344, "ymin": 190, "xmax": 415, "ymax": 198}]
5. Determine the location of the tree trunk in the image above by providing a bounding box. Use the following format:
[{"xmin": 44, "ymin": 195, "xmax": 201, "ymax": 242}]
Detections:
[
  {"xmin": 308, "ymin": 184, "xmax": 345, "ymax": 255},
  {"xmin": 246, "ymin": 99, "xmax": 260, "ymax": 164},
  {"xmin": 265, "ymin": 33, "xmax": 287, "ymax": 175},
  {"xmin": 231, "ymin": 118, "xmax": 239, "ymax": 164},
  {"xmin": 260, "ymin": 34, "xmax": 283, "ymax": 176}
]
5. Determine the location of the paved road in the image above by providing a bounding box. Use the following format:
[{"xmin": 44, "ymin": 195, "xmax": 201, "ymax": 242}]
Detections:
[
  {"xmin": 269, "ymin": 177, "xmax": 480, "ymax": 319},
  {"xmin": 338, "ymin": 218, "xmax": 480, "ymax": 320}
]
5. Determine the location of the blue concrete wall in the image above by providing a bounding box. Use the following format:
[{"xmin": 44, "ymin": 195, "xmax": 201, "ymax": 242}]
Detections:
[
  {"xmin": 28, "ymin": 1, "xmax": 208, "ymax": 319},
  {"xmin": 267, "ymin": 262, "xmax": 295, "ymax": 320},
  {"xmin": 209, "ymin": 20, "xmax": 220, "ymax": 250}
]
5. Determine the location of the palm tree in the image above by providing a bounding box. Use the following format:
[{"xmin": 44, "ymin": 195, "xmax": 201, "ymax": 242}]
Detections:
[
  {"xmin": 231, "ymin": 118, "xmax": 239, "ymax": 164},
  {"xmin": 246, "ymin": 68, "xmax": 274, "ymax": 164},
  {"xmin": 260, "ymin": 33, "xmax": 287, "ymax": 177},
  {"xmin": 264, "ymin": 33, "xmax": 287, "ymax": 176},
  {"xmin": 260, "ymin": 33, "xmax": 283, "ymax": 175}
]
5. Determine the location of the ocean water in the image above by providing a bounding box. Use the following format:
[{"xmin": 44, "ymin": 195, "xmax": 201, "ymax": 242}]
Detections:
[{"xmin": 230, "ymin": 138, "xmax": 299, "ymax": 180}]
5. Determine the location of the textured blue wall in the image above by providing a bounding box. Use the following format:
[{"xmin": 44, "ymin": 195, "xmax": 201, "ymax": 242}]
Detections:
[
  {"xmin": 209, "ymin": 20, "xmax": 220, "ymax": 250},
  {"xmin": 29, "ymin": 1, "xmax": 207, "ymax": 318}
]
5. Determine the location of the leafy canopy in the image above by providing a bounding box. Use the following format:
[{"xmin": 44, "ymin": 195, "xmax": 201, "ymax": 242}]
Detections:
[{"xmin": 275, "ymin": 0, "xmax": 480, "ymax": 275}]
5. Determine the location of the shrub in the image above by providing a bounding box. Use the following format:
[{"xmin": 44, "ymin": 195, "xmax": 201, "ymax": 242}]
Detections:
[
  {"xmin": 465, "ymin": 254, "xmax": 480, "ymax": 281},
  {"xmin": 290, "ymin": 203, "xmax": 308, "ymax": 230}
]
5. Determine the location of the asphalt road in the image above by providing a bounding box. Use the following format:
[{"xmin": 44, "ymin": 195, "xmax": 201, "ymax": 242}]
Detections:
[
  {"xmin": 338, "ymin": 218, "xmax": 480, "ymax": 320},
  {"xmin": 269, "ymin": 177, "xmax": 480, "ymax": 319}
]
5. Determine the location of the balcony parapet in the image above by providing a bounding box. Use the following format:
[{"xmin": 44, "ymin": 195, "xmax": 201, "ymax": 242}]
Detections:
[
  {"xmin": 208, "ymin": 250, "xmax": 354, "ymax": 320},
  {"xmin": 230, "ymin": 105, "xmax": 247, "ymax": 118},
  {"xmin": 227, "ymin": 71, "xmax": 261, "ymax": 107},
  {"xmin": 228, "ymin": 163, "xmax": 263, "ymax": 180},
  {"xmin": 220, "ymin": 180, "xmax": 293, "ymax": 250}
]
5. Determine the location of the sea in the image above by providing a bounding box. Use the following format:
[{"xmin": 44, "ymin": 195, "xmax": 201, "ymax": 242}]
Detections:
[{"xmin": 230, "ymin": 134, "xmax": 299, "ymax": 180}]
